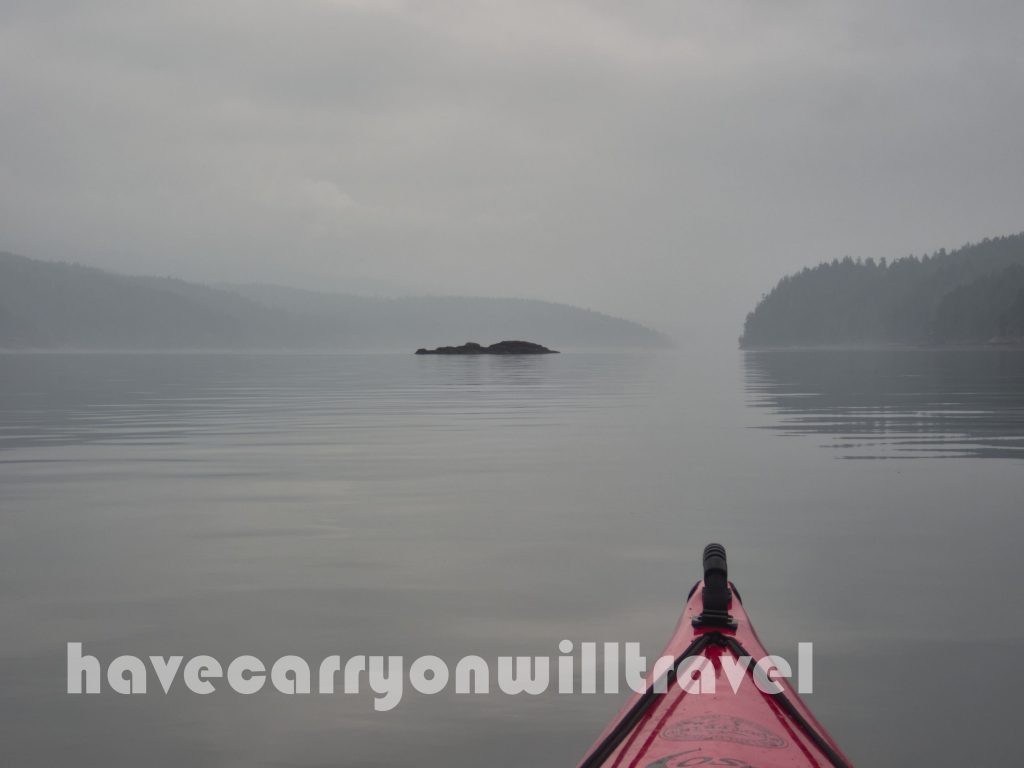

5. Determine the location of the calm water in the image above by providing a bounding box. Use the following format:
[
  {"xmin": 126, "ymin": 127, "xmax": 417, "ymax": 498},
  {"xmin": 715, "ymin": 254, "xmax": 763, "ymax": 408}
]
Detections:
[{"xmin": 2, "ymin": 349, "xmax": 1023, "ymax": 767}]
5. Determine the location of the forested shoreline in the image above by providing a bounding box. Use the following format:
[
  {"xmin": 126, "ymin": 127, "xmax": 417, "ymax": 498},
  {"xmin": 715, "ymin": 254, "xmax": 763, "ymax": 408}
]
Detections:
[{"xmin": 740, "ymin": 233, "xmax": 1024, "ymax": 348}]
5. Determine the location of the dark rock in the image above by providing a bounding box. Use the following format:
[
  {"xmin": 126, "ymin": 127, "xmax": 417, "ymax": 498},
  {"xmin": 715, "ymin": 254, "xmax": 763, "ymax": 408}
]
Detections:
[{"xmin": 415, "ymin": 340, "xmax": 559, "ymax": 355}]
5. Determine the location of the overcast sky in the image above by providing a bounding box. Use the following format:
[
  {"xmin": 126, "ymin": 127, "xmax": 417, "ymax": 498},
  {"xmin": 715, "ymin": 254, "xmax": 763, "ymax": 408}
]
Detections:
[{"xmin": 1, "ymin": 0, "xmax": 1022, "ymax": 340}]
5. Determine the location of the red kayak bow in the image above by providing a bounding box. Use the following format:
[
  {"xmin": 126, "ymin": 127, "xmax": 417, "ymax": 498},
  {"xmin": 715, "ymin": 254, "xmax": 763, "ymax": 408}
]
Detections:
[{"xmin": 577, "ymin": 544, "xmax": 853, "ymax": 768}]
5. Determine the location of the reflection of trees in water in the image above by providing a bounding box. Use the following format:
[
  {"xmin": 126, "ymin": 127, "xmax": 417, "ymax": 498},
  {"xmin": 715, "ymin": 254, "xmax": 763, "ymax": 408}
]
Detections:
[{"xmin": 743, "ymin": 349, "xmax": 1024, "ymax": 459}]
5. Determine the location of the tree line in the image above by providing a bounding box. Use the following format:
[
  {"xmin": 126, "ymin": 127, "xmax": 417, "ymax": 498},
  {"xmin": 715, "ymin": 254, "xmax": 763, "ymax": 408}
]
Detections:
[{"xmin": 740, "ymin": 233, "xmax": 1024, "ymax": 347}]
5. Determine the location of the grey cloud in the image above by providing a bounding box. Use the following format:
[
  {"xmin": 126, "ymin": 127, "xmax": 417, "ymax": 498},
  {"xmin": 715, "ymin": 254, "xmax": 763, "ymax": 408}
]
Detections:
[{"xmin": 1, "ymin": 0, "xmax": 1022, "ymax": 339}]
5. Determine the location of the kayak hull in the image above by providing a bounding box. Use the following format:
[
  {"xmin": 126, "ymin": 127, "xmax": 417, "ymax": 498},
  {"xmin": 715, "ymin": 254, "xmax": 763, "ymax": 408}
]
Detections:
[{"xmin": 577, "ymin": 578, "xmax": 852, "ymax": 768}]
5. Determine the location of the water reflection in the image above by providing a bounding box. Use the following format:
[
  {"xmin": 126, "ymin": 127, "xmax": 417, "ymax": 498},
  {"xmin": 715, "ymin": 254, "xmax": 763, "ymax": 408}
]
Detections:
[
  {"xmin": 743, "ymin": 348, "xmax": 1024, "ymax": 458},
  {"xmin": 2, "ymin": 350, "xmax": 1023, "ymax": 767},
  {"xmin": 0, "ymin": 352, "xmax": 654, "ymax": 453}
]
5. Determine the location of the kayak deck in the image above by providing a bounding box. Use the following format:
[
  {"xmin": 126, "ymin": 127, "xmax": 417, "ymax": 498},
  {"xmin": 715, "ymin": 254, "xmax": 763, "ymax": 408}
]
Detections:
[{"xmin": 577, "ymin": 545, "xmax": 852, "ymax": 768}]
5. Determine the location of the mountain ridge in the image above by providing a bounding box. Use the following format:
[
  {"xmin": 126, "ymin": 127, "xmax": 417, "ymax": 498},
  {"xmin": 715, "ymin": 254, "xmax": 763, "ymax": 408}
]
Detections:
[{"xmin": 0, "ymin": 251, "xmax": 670, "ymax": 350}]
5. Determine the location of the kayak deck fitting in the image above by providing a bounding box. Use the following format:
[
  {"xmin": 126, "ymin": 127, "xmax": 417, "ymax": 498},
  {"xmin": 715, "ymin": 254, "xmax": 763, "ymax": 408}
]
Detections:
[{"xmin": 577, "ymin": 544, "xmax": 853, "ymax": 768}]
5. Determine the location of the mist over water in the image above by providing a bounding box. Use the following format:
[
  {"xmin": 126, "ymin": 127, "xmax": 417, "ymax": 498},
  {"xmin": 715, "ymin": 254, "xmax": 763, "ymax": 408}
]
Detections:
[{"xmin": 2, "ymin": 350, "xmax": 1023, "ymax": 766}]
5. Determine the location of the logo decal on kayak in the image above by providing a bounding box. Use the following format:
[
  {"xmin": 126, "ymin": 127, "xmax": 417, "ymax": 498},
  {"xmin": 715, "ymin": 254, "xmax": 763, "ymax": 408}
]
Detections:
[
  {"xmin": 661, "ymin": 715, "xmax": 786, "ymax": 748},
  {"xmin": 644, "ymin": 748, "xmax": 758, "ymax": 768}
]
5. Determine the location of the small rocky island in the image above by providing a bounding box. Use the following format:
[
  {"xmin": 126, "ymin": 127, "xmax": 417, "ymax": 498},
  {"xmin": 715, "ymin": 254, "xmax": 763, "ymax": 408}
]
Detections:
[{"xmin": 415, "ymin": 340, "xmax": 559, "ymax": 355}]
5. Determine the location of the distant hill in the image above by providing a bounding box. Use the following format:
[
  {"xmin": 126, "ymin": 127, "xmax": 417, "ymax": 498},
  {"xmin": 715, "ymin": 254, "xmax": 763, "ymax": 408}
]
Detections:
[
  {"xmin": 740, "ymin": 233, "xmax": 1024, "ymax": 348},
  {"xmin": 0, "ymin": 251, "xmax": 669, "ymax": 350}
]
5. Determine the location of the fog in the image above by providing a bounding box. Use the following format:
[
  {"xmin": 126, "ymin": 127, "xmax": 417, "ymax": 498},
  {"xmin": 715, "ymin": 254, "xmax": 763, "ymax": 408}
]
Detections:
[{"xmin": 2, "ymin": 0, "xmax": 1022, "ymax": 342}]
